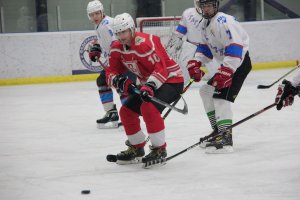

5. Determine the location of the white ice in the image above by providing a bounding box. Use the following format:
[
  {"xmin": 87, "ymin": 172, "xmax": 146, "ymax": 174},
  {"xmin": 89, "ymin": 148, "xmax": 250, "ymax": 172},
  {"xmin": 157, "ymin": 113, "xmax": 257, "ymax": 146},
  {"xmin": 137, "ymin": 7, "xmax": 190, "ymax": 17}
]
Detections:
[{"xmin": 0, "ymin": 68, "xmax": 299, "ymax": 200}]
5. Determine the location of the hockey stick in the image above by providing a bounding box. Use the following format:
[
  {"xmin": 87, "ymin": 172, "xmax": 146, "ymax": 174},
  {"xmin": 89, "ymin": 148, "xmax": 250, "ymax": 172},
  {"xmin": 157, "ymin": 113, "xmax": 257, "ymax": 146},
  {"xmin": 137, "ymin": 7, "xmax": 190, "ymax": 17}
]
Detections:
[
  {"xmin": 257, "ymin": 64, "xmax": 300, "ymax": 89},
  {"xmin": 163, "ymin": 79, "xmax": 194, "ymax": 119},
  {"xmin": 118, "ymin": 80, "xmax": 193, "ymax": 128},
  {"xmin": 97, "ymin": 57, "xmax": 106, "ymax": 70},
  {"xmin": 134, "ymin": 89, "xmax": 188, "ymax": 115},
  {"xmin": 143, "ymin": 102, "xmax": 277, "ymax": 168}
]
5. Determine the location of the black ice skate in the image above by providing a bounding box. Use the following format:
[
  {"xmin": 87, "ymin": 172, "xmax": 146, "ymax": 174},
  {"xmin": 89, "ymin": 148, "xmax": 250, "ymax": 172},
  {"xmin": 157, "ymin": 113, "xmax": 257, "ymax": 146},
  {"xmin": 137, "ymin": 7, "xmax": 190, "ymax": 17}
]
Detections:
[
  {"xmin": 205, "ymin": 131, "xmax": 234, "ymax": 154},
  {"xmin": 199, "ymin": 128, "xmax": 218, "ymax": 148},
  {"xmin": 142, "ymin": 146, "xmax": 167, "ymax": 163},
  {"xmin": 116, "ymin": 140, "xmax": 145, "ymax": 165},
  {"xmin": 97, "ymin": 105, "xmax": 119, "ymax": 129}
]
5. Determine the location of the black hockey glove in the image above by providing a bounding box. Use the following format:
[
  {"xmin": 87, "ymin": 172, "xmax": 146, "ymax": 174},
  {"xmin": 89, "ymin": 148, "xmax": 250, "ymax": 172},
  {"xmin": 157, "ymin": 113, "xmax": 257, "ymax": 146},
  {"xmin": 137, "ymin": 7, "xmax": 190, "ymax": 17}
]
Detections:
[
  {"xmin": 89, "ymin": 44, "xmax": 101, "ymax": 62},
  {"xmin": 112, "ymin": 75, "xmax": 137, "ymax": 95},
  {"xmin": 275, "ymin": 79, "xmax": 299, "ymax": 110},
  {"xmin": 140, "ymin": 82, "xmax": 156, "ymax": 102}
]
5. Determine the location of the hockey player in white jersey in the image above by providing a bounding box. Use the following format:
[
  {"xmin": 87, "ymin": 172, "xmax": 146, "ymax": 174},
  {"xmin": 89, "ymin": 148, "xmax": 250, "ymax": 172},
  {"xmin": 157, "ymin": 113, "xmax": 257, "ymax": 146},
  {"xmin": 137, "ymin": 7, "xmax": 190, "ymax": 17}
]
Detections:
[
  {"xmin": 187, "ymin": 0, "xmax": 252, "ymax": 153},
  {"xmin": 275, "ymin": 67, "xmax": 300, "ymax": 110},
  {"xmin": 166, "ymin": 0, "xmax": 219, "ymax": 83},
  {"xmin": 87, "ymin": 0, "xmax": 121, "ymax": 128}
]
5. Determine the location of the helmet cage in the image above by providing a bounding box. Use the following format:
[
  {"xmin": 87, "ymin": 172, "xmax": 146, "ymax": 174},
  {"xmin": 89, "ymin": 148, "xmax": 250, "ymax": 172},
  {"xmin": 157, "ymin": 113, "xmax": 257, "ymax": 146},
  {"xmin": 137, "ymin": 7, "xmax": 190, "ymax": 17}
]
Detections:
[{"xmin": 199, "ymin": 0, "xmax": 219, "ymax": 19}]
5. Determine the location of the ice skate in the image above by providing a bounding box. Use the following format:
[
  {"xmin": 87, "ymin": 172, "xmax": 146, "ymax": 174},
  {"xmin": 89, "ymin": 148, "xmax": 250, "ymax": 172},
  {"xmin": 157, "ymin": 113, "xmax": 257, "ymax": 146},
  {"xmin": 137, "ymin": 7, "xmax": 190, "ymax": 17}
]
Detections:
[
  {"xmin": 142, "ymin": 146, "xmax": 167, "ymax": 168},
  {"xmin": 116, "ymin": 140, "xmax": 145, "ymax": 165},
  {"xmin": 97, "ymin": 105, "xmax": 119, "ymax": 129},
  {"xmin": 205, "ymin": 131, "xmax": 234, "ymax": 154},
  {"xmin": 199, "ymin": 128, "xmax": 218, "ymax": 148}
]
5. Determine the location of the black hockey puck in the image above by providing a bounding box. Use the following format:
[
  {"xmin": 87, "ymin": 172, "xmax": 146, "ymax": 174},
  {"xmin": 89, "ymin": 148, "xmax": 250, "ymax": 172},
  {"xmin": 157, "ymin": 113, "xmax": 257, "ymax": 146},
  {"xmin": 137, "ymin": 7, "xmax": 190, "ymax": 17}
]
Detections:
[
  {"xmin": 106, "ymin": 154, "xmax": 117, "ymax": 162},
  {"xmin": 81, "ymin": 190, "xmax": 90, "ymax": 195}
]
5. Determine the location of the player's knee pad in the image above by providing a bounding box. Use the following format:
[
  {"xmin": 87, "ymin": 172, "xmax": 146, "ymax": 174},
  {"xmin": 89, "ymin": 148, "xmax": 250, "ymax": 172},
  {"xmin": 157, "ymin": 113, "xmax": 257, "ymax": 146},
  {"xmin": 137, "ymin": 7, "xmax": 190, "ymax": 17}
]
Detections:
[
  {"xmin": 199, "ymin": 83, "xmax": 215, "ymax": 112},
  {"xmin": 119, "ymin": 106, "xmax": 140, "ymax": 134},
  {"xmin": 199, "ymin": 83, "xmax": 214, "ymax": 99},
  {"xmin": 141, "ymin": 102, "xmax": 164, "ymax": 133}
]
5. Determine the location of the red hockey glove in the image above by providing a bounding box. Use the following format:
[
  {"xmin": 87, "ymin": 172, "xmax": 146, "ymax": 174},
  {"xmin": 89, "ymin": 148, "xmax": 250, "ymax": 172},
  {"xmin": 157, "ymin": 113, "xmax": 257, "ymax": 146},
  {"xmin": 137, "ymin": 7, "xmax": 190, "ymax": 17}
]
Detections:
[
  {"xmin": 140, "ymin": 82, "xmax": 156, "ymax": 102},
  {"xmin": 112, "ymin": 75, "xmax": 136, "ymax": 95},
  {"xmin": 187, "ymin": 60, "xmax": 205, "ymax": 82},
  {"xmin": 89, "ymin": 44, "xmax": 101, "ymax": 62},
  {"xmin": 211, "ymin": 66, "xmax": 234, "ymax": 90},
  {"xmin": 275, "ymin": 80, "xmax": 299, "ymax": 110}
]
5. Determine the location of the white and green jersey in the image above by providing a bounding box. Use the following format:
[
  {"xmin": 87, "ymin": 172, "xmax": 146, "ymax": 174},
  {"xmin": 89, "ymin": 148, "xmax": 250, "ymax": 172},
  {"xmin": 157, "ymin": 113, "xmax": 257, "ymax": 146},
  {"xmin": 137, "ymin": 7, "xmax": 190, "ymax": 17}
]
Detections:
[
  {"xmin": 195, "ymin": 12, "xmax": 249, "ymax": 72},
  {"xmin": 173, "ymin": 7, "xmax": 219, "ymax": 79},
  {"xmin": 175, "ymin": 8, "xmax": 204, "ymax": 44}
]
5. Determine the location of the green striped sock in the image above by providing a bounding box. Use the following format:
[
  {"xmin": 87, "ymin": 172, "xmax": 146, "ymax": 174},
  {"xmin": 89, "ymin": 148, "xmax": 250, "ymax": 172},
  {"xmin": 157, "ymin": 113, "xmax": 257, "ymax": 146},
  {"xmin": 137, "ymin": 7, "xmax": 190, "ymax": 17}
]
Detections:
[
  {"xmin": 217, "ymin": 119, "xmax": 232, "ymax": 133},
  {"xmin": 207, "ymin": 111, "xmax": 217, "ymax": 130}
]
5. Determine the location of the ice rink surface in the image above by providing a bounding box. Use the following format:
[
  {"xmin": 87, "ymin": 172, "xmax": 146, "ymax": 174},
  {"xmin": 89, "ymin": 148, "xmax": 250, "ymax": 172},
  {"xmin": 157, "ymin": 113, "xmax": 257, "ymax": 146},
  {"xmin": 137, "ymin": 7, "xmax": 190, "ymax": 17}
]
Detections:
[{"xmin": 0, "ymin": 68, "xmax": 299, "ymax": 200}]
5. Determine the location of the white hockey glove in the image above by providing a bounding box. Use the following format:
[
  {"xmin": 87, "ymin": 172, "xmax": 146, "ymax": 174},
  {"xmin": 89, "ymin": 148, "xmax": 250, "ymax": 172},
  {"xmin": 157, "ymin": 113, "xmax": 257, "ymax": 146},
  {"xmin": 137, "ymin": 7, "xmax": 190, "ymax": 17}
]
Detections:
[{"xmin": 166, "ymin": 33, "xmax": 183, "ymax": 60}]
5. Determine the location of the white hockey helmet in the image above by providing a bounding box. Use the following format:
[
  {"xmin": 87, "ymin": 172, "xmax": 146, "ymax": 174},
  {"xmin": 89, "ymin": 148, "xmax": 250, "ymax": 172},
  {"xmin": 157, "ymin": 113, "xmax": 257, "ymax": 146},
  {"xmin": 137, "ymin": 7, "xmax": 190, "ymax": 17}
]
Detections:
[
  {"xmin": 113, "ymin": 13, "xmax": 135, "ymax": 35},
  {"xmin": 87, "ymin": 0, "xmax": 104, "ymax": 20}
]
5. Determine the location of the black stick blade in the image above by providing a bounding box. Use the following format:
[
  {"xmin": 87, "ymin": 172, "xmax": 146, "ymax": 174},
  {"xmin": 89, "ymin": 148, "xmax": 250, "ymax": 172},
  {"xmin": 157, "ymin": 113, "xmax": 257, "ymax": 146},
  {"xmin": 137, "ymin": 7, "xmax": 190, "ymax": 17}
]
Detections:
[
  {"xmin": 257, "ymin": 84, "xmax": 271, "ymax": 89},
  {"xmin": 106, "ymin": 154, "xmax": 117, "ymax": 162}
]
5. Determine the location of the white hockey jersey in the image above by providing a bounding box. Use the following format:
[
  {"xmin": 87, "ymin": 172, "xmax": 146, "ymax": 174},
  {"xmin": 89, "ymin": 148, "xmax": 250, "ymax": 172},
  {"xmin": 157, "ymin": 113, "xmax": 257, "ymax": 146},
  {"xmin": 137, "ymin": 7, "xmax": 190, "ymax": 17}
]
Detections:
[
  {"xmin": 175, "ymin": 8, "xmax": 219, "ymax": 78},
  {"xmin": 194, "ymin": 12, "xmax": 250, "ymax": 72},
  {"xmin": 95, "ymin": 15, "xmax": 117, "ymax": 67},
  {"xmin": 175, "ymin": 8, "xmax": 204, "ymax": 44}
]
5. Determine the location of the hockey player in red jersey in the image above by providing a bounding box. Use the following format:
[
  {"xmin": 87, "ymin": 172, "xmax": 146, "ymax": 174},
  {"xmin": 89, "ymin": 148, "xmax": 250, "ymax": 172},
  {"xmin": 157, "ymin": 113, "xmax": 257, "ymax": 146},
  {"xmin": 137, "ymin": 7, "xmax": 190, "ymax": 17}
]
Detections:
[{"xmin": 106, "ymin": 13, "xmax": 184, "ymax": 164}]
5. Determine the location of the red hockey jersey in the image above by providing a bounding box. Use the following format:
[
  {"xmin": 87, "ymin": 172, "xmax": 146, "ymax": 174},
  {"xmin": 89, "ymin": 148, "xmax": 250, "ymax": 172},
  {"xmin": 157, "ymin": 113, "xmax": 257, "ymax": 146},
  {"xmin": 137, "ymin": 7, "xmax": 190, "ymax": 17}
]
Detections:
[{"xmin": 106, "ymin": 32, "xmax": 184, "ymax": 89}]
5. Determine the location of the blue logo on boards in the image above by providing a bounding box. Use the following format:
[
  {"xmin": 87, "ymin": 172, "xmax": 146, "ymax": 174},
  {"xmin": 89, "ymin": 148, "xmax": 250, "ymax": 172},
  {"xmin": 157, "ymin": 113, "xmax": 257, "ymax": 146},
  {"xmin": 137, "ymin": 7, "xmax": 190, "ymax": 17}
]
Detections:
[{"xmin": 79, "ymin": 35, "xmax": 103, "ymax": 72}]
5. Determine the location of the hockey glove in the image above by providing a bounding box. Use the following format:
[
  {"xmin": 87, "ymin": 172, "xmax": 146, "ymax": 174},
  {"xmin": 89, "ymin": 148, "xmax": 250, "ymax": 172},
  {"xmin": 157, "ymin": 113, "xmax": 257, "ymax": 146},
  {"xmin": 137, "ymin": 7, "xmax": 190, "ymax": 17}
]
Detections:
[
  {"xmin": 210, "ymin": 66, "xmax": 234, "ymax": 90},
  {"xmin": 112, "ymin": 75, "xmax": 136, "ymax": 95},
  {"xmin": 166, "ymin": 33, "xmax": 183, "ymax": 59},
  {"xmin": 187, "ymin": 60, "xmax": 205, "ymax": 82},
  {"xmin": 275, "ymin": 80, "xmax": 299, "ymax": 110},
  {"xmin": 89, "ymin": 44, "xmax": 101, "ymax": 62},
  {"xmin": 140, "ymin": 82, "xmax": 156, "ymax": 102}
]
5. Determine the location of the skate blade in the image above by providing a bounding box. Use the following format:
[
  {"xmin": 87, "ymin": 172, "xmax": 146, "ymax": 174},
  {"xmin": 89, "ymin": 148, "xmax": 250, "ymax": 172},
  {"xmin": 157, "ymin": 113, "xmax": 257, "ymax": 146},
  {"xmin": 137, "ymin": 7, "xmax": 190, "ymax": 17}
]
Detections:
[
  {"xmin": 97, "ymin": 121, "xmax": 119, "ymax": 129},
  {"xmin": 142, "ymin": 161, "xmax": 167, "ymax": 169},
  {"xmin": 116, "ymin": 157, "xmax": 143, "ymax": 165},
  {"xmin": 199, "ymin": 141, "xmax": 208, "ymax": 148},
  {"xmin": 205, "ymin": 146, "xmax": 234, "ymax": 154}
]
